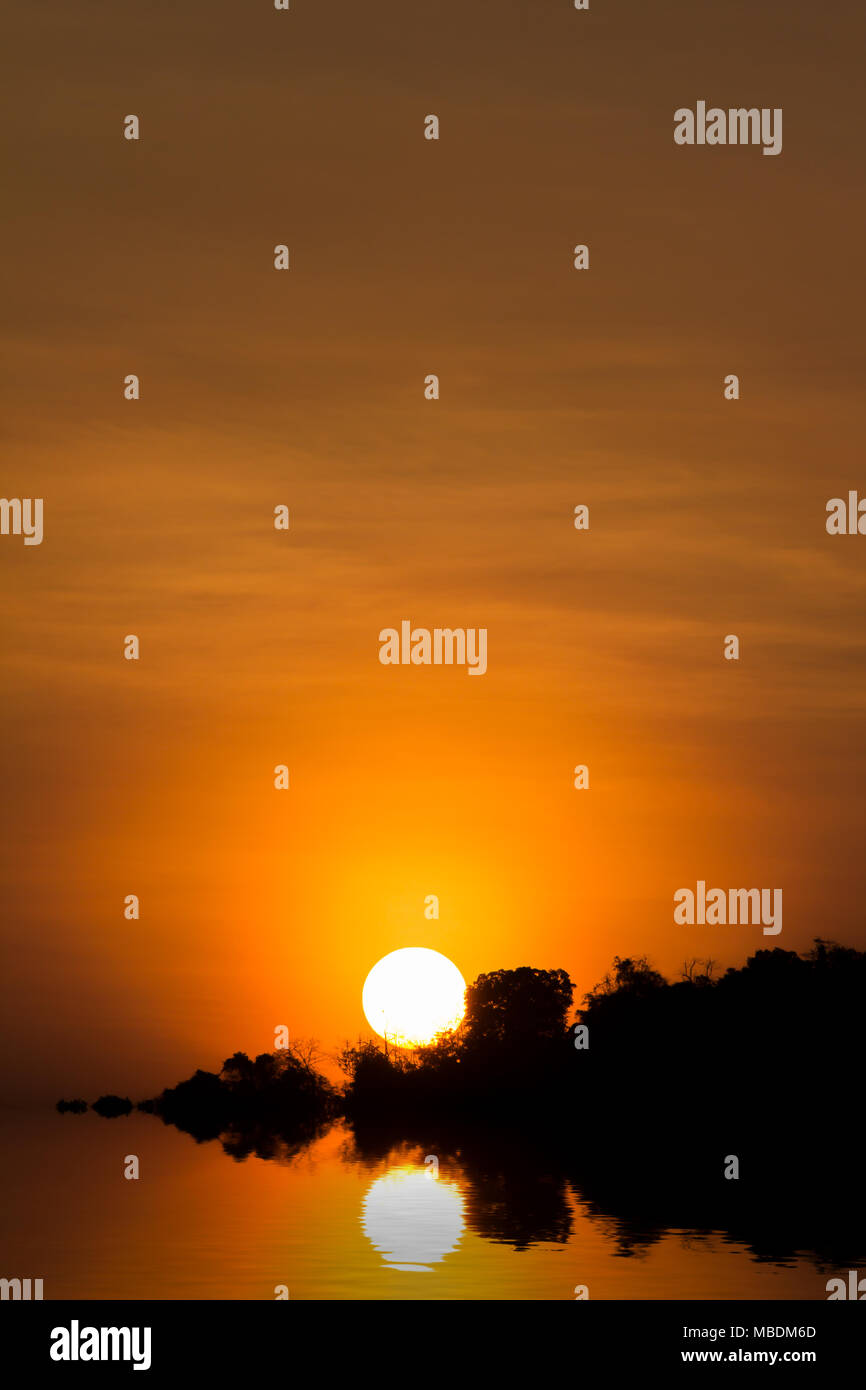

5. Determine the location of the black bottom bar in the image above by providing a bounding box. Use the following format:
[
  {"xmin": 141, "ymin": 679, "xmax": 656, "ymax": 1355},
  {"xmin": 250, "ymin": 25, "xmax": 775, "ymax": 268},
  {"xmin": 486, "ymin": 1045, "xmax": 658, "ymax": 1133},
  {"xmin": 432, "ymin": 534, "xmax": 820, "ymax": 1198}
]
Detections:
[{"xmin": 2, "ymin": 1300, "xmax": 861, "ymax": 1376}]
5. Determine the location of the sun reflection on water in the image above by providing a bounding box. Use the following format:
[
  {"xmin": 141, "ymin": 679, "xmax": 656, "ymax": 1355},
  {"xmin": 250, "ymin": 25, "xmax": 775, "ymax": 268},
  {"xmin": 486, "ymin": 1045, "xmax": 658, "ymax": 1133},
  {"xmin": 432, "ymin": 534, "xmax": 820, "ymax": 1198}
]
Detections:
[{"xmin": 361, "ymin": 1163, "xmax": 465, "ymax": 1272}]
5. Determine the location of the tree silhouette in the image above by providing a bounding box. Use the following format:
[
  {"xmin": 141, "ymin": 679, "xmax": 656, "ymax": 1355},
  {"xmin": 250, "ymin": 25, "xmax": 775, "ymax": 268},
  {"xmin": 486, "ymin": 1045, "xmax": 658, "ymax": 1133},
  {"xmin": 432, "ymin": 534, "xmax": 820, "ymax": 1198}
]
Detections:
[{"xmin": 464, "ymin": 967, "xmax": 574, "ymax": 1045}]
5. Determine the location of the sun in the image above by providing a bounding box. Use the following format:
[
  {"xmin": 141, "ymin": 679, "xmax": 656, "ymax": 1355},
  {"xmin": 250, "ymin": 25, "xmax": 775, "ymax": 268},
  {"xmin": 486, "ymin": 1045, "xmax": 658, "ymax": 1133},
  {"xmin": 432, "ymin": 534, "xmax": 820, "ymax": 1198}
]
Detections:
[{"xmin": 362, "ymin": 947, "xmax": 466, "ymax": 1048}]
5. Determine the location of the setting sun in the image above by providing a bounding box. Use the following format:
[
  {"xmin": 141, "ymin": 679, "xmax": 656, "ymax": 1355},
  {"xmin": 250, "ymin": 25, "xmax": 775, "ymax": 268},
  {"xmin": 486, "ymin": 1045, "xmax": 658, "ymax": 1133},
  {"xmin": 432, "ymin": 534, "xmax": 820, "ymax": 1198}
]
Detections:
[{"xmin": 362, "ymin": 948, "xmax": 466, "ymax": 1048}]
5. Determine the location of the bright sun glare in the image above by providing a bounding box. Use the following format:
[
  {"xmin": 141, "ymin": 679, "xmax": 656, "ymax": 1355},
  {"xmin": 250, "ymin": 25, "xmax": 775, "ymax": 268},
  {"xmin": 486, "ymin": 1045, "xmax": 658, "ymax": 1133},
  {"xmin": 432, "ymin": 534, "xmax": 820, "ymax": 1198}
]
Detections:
[{"xmin": 362, "ymin": 947, "xmax": 466, "ymax": 1048}]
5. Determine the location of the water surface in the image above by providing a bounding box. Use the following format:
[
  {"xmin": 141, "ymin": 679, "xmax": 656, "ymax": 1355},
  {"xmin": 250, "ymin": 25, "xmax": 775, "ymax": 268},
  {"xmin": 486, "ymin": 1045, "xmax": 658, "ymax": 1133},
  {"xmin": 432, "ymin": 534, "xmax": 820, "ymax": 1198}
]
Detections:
[{"xmin": 0, "ymin": 1111, "xmax": 839, "ymax": 1300}]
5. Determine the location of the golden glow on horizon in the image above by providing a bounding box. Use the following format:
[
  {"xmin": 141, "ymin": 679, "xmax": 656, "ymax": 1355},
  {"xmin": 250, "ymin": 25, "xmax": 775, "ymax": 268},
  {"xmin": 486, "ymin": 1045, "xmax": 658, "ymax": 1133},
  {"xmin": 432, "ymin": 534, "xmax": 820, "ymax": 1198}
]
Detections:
[{"xmin": 362, "ymin": 948, "xmax": 466, "ymax": 1048}]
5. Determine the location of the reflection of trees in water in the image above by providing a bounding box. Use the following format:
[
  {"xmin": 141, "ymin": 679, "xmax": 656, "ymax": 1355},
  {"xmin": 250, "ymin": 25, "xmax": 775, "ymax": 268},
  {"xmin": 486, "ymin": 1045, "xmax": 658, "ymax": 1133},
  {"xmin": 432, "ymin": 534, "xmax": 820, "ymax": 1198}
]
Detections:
[
  {"xmin": 462, "ymin": 1162, "xmax": 573, "ymax": 1251},
  {"xmin": 157, "ymin": 1100, "xmax": 865, "ymax": 1268},
  {"xmin": 152, "ymin": 1105, "xmax": 333, "ymax": 1163},
  {"xmin": 154, "ymin": 1101, "xmax": 864, "ymax": 1268},
  {"xmin": 344, "ymin": 1129, "xmax": 575, "ymax": 1252},
  {"xmin": 216, "ymin": 1117, "xmax": 332, "ymax": 1164},
  {"xmin": 564, "ymin": 1132, "xmax": 865, "ymax": 1268},
  {"xmin": 112, "ymin": 1104, "xmax": 863, "ymax": 1268},
  {"xmin": 341, "ymin": 1120, "xmax": 865, "ymax": 1269}
]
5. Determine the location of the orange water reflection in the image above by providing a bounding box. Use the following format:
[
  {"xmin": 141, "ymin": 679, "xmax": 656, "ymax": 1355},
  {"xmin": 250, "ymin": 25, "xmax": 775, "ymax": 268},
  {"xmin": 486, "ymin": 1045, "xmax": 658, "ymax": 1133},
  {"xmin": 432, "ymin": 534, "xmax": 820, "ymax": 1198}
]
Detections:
[{"xmin": 0, "ymin": 1112, "xmax": 839, "ymax": 1301}]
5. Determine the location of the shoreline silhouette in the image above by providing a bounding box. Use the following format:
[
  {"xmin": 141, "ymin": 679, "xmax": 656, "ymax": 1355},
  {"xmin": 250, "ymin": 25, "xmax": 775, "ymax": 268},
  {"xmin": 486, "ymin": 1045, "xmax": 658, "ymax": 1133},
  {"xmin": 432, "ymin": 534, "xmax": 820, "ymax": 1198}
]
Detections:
[{"xmin": 56, "ymin": 942, "xmax": 866, "ymax": 1267}]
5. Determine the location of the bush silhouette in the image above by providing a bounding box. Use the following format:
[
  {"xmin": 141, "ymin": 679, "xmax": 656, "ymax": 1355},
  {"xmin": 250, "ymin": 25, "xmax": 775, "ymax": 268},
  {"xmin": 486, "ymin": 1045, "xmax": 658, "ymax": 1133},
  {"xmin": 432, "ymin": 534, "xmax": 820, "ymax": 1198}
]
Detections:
[{"xmin": 92, "ymin": 1094, "xmax": 133, "ymax": 1117}]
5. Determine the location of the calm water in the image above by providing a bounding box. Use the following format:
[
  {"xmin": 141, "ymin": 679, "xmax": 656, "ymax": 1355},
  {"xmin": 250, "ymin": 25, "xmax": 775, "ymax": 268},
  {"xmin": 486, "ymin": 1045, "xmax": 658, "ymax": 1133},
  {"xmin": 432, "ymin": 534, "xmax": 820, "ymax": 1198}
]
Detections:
[{"xmin": 0, "ymin": 1110, "xmax": 837, "ymax": 1300}]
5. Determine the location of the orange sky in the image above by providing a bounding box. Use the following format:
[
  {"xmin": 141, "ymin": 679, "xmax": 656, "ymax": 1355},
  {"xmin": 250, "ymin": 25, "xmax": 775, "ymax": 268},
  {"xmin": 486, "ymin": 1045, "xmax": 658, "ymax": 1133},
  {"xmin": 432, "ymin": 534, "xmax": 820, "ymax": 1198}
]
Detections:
[{"xmin": 2, "ymin": 0, "xmax": 865, "ymax": 1102}]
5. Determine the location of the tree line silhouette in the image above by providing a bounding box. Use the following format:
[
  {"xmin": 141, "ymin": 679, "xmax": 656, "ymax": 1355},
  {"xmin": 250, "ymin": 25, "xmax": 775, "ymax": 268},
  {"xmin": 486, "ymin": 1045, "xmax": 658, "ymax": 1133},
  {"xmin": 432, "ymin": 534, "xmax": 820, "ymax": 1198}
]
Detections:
[
  {"xmin": 59, "ymin": 940, "xmax": 862, "ymax": 1173},
  {"xmin": 56, "ymin": 941, "xmax": 864, "ymax": 1259},
  {"xmin": 60, "ymin": 941, "xmax": 863, "ymax": 1134}
]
